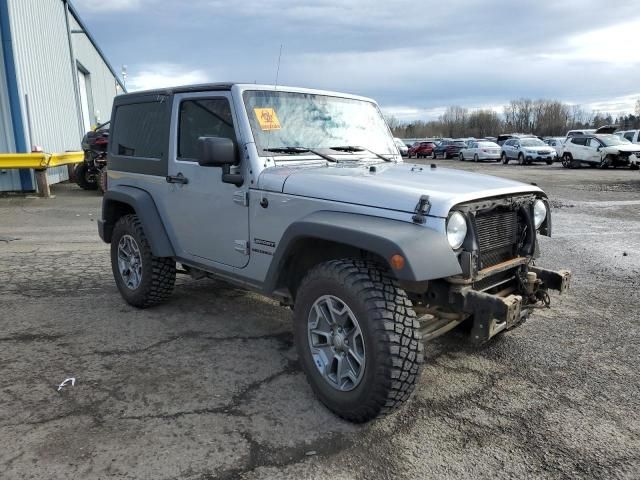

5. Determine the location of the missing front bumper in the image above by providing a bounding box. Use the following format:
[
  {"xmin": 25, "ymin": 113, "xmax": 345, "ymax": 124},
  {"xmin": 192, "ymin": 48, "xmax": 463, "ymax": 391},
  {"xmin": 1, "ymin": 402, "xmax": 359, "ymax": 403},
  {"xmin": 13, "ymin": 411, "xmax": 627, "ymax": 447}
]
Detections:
[{"xmin": 459, "ymin": 267, "xmax": 571, "ymax": 344}]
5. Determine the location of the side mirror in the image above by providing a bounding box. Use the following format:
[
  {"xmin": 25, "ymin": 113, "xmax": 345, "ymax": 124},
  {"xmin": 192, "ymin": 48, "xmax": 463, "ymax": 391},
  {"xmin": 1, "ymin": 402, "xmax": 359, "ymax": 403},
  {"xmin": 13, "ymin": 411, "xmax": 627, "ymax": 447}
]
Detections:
[
  {"xmin": 514, "ymin": 144, "xmax": 520, "ymax": 148},
  {"xmin": 196, "ymin": 136, "xmax": 243, "ymax": 187},
  {"xmin": 197, "ymin": 136, "xmax": 237, "ymax": 167}
]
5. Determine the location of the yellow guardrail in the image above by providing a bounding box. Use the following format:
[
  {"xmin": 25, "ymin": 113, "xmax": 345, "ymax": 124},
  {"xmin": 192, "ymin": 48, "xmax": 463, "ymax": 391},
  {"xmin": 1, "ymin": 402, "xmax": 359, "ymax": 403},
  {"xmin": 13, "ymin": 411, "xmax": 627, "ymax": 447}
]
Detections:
[{"xmin": 0, "ymin": 151, "xmax": 84, "ymax": 170}]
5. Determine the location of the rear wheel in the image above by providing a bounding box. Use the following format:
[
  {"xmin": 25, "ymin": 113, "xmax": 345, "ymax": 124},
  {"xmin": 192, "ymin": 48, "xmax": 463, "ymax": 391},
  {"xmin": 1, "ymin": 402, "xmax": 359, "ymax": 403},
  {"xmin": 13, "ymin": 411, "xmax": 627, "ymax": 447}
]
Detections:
[
  {"xmin": 294, "ymin": 259, "xmax": 423, "ymax": 422},
  {"xmin": 110, "ymin": 214, "xmax": 176, "ymax": 308},
  {"xmin": 75, "ymin": 163, "xmax": 98, "ymax": 190}
]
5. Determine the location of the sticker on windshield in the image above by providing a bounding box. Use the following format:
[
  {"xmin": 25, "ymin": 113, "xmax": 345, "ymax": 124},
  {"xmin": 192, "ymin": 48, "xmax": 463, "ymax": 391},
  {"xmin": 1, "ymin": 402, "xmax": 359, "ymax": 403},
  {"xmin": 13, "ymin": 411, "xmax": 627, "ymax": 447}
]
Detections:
[{"xmin": 254, "ymin": 108, "xmax": 281, "ymax": 131}]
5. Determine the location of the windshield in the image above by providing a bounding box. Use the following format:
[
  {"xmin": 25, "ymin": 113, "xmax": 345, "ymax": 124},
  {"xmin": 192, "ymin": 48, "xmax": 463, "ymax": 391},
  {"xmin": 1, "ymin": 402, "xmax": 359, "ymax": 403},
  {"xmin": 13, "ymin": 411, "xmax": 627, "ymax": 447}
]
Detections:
[
  {"xmin": 243, "ymin": 90, "xmax": 397, "ymax": 157},
  {"xmin": 521, "ymin": 139, "xmax": 545, "ymax": 147},
  {"xmin": 598, "ymin": 134, "xmax": 631, "ymax": 146}
]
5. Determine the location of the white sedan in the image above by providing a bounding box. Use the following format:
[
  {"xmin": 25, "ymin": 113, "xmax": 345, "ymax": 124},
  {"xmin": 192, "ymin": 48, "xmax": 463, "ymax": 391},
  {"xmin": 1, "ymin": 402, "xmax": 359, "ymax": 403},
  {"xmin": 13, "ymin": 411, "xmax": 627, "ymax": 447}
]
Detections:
[{"xmin": 459, "ymin": 141, "xmax": 502, "ymax": 162}]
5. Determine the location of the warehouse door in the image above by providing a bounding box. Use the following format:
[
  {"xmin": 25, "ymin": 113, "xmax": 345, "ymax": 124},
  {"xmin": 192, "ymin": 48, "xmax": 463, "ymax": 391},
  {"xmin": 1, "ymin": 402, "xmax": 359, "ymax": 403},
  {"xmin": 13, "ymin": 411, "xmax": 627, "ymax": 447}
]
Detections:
[{"xmin": 77, "ymin": 69, "xmax": 92, "ymax": 132}]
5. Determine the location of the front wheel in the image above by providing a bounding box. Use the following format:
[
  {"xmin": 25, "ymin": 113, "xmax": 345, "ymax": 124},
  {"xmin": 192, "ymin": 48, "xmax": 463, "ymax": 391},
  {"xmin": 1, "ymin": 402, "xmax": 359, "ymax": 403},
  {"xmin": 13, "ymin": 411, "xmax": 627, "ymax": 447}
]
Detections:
[
  {"xmin": 518, "ymin": 153, "xmax": 525, "ymax": 165},
  {"xmin": 111, "ymin": 214, "xmax": 176, "ymax": 308},
  {"xmin": 294, "ymin": 259, "xmax": 423, "ymax": 423},
  {"xmin": 432, "ymin": 151, "xmax": 437, "ymax": 159},
  {"xmin": 459, "ymin": 153, "xmax": 464, "ymax": 161},
  {"xmin": 474, "ymin": 154, "xmax": 479, "ymax": 163},
  {"xmin": 501, "ymin": 152, "xmax": 509, "ymax": 164}
]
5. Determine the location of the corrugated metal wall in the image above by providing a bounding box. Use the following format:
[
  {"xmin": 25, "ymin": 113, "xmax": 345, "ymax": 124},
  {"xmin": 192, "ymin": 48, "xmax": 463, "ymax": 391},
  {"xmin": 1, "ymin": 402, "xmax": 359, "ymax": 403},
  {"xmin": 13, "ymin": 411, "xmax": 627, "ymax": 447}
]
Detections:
[
  {"xmin": 69, "ymin": 14, "xmax": 119, "ymax": 126},
  {"xmin": 0, "ymin": 6, "xmax": 23, "ymax": 191},
  {"xmin": 8, "ymin": 0, "xmax": 81, "ymax": 151},
  {"xmin": 1, "ymin": 0, "xmax": 121, "ymax": 192}
]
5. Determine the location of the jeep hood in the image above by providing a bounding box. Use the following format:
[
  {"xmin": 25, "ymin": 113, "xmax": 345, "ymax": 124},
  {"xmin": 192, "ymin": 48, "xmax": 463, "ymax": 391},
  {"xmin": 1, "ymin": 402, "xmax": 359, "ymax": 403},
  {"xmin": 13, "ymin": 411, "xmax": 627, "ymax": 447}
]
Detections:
[{"xmin": 258, "ymin": 163, "xmax": 544, "ymax": 218}]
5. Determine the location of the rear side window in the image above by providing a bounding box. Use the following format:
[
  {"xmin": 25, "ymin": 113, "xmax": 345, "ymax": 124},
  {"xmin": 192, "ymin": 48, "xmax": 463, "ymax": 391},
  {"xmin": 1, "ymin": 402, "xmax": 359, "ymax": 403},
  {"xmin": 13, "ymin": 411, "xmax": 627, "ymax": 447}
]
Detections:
[
  {"xmin": 111, "ymin": 102, "xmax": 165, "ymax": 158},
  {"xmin": 572, "ymin": 137, "xmax": 587, "ymax": 146},
  {"xmin": 178, "ymin": 98, "xmax": 236, "ymax": 160}
]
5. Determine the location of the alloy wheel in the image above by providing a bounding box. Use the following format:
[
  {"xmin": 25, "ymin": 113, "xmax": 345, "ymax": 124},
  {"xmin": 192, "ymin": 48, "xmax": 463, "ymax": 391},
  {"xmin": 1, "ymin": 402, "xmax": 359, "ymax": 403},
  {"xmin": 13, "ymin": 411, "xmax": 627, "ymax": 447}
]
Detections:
[
  {"xmin": 307, "ymin": 295, "xmax": 366, "ymax": 392},
  {"xmin": 117, "ymin": 234, "xmax": 143, "ymax": 290}
]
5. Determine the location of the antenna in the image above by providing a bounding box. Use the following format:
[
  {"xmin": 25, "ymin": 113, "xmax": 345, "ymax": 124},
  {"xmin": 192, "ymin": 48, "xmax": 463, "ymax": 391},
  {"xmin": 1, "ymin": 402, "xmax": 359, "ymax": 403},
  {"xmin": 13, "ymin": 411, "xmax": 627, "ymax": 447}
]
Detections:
[
  {"xmin": 274, "ymin": 44, "xmax": 283, "ymax": 90},
  {"xmin": 121, "ymin": 65, "xmax": 128, "ymax": 89}
]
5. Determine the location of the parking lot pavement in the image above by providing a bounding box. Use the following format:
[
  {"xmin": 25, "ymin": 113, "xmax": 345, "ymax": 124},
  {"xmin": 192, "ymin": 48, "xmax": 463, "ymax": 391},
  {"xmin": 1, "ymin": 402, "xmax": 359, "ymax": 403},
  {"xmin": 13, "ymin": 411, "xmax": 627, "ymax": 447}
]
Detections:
[{"xmin": 1, "ymin": 161, "xmax": 639, "ymax": 479}]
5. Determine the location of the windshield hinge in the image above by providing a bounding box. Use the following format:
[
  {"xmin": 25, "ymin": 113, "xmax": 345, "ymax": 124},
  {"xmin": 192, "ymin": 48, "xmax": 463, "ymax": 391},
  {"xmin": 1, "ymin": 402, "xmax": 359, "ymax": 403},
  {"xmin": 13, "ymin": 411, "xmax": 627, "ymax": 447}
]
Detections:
[
  {"xmin": 412, "ymin": 195, "xmax": 431, "ymax": 224},
  {"xmin": 234, "ymin": 240, "xmax": 249, "ymax": 255},
  {"xmin": 233, "ymin": 190, "xmax": 249, "ymax": 207}
]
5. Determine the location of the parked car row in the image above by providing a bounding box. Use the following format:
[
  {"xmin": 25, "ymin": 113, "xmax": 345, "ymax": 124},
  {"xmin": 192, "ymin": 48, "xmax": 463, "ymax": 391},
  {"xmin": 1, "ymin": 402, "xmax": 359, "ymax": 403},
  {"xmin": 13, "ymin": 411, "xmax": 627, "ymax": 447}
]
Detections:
[{"xmin": 395, "ymin": 126, "xmax": 640, "ymax": 170}]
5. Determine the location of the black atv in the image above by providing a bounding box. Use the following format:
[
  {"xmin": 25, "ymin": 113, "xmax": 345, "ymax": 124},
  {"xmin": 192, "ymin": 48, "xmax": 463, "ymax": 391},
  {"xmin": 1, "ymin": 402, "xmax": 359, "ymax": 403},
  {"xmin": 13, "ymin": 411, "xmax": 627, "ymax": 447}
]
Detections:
[{"xmin": 75, "ymin": 122, "xmax": 109, "ymax": 192}]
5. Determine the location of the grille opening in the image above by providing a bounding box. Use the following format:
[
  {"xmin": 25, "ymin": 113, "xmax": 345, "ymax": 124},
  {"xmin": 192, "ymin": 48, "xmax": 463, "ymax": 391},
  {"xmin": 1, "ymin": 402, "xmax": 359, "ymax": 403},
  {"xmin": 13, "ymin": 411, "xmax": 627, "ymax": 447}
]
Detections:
[{"xmin": 474, "ymin": 209, "xmax": 520, "ymax": 269}]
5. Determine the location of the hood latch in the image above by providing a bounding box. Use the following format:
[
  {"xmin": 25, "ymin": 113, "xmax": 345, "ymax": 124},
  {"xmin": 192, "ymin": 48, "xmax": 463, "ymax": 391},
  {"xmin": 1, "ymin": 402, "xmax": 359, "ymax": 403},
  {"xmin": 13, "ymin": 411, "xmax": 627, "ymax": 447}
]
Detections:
[{"xmin": 412, "ymin": 195, "xmax": 431, "ymax": 224}]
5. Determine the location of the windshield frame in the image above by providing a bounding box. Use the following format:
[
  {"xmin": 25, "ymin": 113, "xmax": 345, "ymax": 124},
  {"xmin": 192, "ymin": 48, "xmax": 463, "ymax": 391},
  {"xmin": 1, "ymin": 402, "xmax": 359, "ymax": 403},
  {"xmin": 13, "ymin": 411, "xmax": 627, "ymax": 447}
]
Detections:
[{"xmin": 241, "ymin": 89, "xmax": 399, "ymax": 160}]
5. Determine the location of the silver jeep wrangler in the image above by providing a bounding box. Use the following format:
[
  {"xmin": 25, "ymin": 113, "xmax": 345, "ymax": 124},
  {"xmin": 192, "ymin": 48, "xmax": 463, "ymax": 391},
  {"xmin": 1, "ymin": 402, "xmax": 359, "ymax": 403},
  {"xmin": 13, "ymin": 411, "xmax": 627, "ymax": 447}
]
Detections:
[{"xmin": 98, "ymin": 83, "xmax": 570, "ymax": 422}]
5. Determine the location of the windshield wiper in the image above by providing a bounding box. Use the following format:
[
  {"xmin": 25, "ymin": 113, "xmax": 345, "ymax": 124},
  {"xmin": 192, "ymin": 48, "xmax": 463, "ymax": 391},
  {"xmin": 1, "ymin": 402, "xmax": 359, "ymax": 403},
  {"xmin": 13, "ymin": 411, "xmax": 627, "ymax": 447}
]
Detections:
[
  {"xmin": 329, "ymin": 145, "xmax": 393, "ymax": 162},
  {"xmin": 264, "ymin": 147, "xmax": 338, "ymax": 162}
]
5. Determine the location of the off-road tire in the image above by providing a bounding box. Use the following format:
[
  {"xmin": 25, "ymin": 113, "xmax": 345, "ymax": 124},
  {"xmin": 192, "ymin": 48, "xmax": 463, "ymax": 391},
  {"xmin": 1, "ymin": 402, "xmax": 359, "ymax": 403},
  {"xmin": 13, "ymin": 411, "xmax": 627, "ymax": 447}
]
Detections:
[
  {"xmin": 294, "ymin": 259, "xmax": 423, "ymax": 422},
  {"xmin": 75, "ymin": 163, "xmax": 98, "ymax": 190},
  {"xmin": 111, "ymin": 214, "xmax": 176, "ymax": 308}
]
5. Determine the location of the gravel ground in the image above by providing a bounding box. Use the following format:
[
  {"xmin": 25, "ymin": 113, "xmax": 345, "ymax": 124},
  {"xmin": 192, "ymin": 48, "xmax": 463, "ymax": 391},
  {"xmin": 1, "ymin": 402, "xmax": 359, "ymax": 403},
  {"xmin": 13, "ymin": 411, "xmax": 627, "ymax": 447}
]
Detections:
[{"xmin": 0, "ymin": 160, "xmax": 638, "ymax": 479}]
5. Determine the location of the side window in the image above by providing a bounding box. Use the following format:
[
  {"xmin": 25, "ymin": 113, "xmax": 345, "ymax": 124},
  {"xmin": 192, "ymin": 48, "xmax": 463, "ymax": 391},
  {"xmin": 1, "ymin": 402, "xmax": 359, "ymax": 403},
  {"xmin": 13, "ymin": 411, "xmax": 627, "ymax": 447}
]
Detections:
[
  {"xmin": 178, "ymin": 98, "xmax": 236, "ymax": 160},
  {"xmin": 624, "ymin": 132, "xmax": 634, "ymax": 141},
  {"xmin": 111, "ymin": 101, "xmax": 165, "ymax": 158},
  {"xmin": 572, "ymin": 137, "xmax": 586, "ymax": 146},
  {"xmin": 588, "ymin": 138, "xmax": 601, "ymax": 148}
]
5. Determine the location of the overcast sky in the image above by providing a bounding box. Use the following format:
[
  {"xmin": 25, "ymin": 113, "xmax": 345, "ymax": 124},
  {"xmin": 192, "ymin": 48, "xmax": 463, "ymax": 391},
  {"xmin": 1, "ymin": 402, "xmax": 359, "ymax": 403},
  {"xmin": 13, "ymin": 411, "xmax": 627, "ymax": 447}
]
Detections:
[{"xmin": 73, "ymin": 0, "xmax": 640, "ymax": 122}]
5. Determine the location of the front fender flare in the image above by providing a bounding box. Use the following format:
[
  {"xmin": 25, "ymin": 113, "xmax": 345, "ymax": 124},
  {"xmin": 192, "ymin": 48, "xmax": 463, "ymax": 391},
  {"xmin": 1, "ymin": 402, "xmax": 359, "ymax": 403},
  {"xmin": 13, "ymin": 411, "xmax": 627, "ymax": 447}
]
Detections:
[
  {"xmin": 99, "ymin": 185, "xmax": 175, "ymax": 257},
  {"xmin": 263, "ymin": 211, "xmax": 462, "ymax": 292}
]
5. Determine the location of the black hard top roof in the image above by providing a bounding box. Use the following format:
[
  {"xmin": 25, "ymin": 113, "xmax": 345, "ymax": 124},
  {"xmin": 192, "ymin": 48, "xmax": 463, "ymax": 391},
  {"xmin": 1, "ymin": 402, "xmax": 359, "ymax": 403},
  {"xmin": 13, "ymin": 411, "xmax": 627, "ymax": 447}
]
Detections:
[{"xmin": 120, "ymin": 83, "xmax": 236, "ymax": 98}]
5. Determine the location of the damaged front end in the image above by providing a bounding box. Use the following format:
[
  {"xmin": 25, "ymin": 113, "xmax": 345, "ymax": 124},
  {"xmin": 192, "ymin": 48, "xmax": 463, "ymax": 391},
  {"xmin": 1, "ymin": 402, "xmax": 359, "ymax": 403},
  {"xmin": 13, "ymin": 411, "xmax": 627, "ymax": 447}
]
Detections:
[{"xmin": 407, "ymin": 194, "xmax": 571, "ymax": 344}]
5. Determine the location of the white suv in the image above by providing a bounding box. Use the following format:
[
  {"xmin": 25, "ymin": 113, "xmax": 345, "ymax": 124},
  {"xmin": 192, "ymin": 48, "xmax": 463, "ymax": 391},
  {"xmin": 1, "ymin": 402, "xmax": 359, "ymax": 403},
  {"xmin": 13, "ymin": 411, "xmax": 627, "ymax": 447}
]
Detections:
[{"xmin": 561, "ymin": 127, "xmax": 640, "ymax": 170}]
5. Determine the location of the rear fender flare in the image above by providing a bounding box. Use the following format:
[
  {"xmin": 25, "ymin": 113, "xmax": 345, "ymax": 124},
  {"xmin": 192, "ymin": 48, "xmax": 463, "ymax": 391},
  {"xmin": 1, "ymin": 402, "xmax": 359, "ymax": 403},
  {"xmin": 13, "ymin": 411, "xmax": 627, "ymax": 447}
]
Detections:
[{"xmin": 99, "ymin": 185, "xmax": 175, "ymax": 257}]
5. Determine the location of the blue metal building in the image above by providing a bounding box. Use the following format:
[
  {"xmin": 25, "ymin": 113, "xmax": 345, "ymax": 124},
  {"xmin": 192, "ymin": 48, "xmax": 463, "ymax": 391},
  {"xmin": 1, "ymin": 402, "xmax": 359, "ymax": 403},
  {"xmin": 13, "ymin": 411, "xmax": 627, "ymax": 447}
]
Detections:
[{"xmin": 0, "ymin": 0, "xmax": 124, "ymax": 192}]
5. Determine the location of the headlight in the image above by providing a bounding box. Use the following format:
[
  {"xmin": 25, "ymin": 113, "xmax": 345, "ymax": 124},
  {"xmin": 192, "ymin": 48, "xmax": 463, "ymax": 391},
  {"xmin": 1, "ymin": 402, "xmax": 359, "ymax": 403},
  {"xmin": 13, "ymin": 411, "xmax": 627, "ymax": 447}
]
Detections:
[
  {"xmin": 446, "ymin": 211, "xmax": 467, "ymax": 249},
  {"xmin": 533, "ymin": 199, "xmax": 547, "ymax": 229}
]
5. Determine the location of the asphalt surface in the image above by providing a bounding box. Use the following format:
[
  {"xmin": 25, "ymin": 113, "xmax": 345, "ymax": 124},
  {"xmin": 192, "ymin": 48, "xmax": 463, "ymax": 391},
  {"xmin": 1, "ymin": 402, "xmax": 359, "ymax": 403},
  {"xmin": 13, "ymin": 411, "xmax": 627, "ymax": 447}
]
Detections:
[{"xmin": 0, "ymin": 160, "xmax": 638, "ymax": 479}]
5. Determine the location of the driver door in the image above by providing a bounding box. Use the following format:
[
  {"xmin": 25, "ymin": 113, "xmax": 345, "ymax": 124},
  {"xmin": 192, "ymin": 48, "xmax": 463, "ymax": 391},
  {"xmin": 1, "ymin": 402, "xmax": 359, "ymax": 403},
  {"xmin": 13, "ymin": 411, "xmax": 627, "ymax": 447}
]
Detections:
[{"xmin": 161, "ymin": 92, "xmax": 249, "ymax": 269}]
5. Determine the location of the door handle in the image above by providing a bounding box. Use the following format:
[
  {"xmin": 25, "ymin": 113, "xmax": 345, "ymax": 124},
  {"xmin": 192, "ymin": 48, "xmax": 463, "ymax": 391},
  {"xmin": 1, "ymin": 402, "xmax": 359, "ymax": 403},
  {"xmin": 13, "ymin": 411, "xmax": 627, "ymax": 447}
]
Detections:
[{"xmin": 166, "ymin": 173, "xmax": 189, "ymax": 184}]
